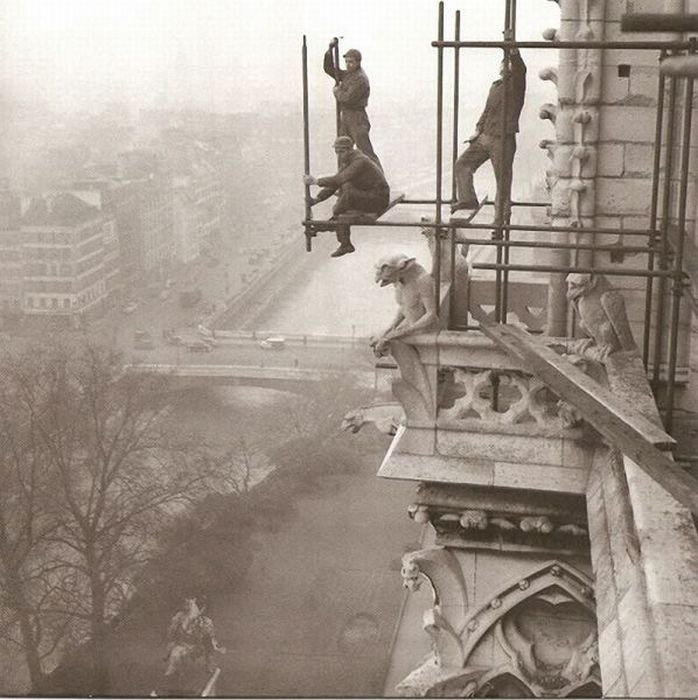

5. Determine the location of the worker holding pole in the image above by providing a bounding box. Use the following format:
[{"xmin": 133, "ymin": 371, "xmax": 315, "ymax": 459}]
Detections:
[{"xmin": 323, "ymin": 39, "xmax": 383, "ymax": 169}]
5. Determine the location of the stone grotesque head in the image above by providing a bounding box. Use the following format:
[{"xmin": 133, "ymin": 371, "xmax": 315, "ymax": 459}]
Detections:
[
  {"xmin": 565, "ymin": 272, "xmax": 596, "ymax": 302},
  {"xmin": 374, "ymin": 253, "xmax": 416, "ymax": 287}
]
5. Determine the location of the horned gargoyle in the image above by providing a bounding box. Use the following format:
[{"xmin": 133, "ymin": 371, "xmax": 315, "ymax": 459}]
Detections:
[{"xmin": 370, "ymin": 253, "xmax": 438, "ymax": 358}]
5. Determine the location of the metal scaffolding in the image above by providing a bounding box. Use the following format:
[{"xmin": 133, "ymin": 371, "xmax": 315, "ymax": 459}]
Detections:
[{"xmin": 301, "ymin": 3, "xmax": 697, "ymax": 435}]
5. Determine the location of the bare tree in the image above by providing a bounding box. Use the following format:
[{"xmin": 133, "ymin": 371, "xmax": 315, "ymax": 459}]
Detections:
[
  {"xmin": 7, "ymin": 343, "xmax": 206, "ymax": 693},
  {"xmin": 208, "ymin": 435, "xmax": 266, "ymax": 496},
  {"xmin": 0, "ymin": 371, "xmax": 65, "ymax": 692},
  {"xmin": 269, "ymin": 372, "xmax": 375, "ymax": 441}
]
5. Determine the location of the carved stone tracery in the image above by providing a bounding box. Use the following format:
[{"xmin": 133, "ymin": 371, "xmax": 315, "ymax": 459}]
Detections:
[
  {"xmin": 397, "ymin": 559, "xmax": 599, "ymax": 698},
  {"xmin": 438, "ymin": 367, "xmax": 561, "ymax": 427}
]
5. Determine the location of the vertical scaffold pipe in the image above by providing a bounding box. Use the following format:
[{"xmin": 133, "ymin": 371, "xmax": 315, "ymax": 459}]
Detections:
[
  {"xmin": 499, "ymin": 0, "xmax": 515, "ymax": 323},
  {"xmin": 664, "ymin": 66, "xmax": 694, "ymax": 432},
  {"xmin": 652, "ymin": 69, "xmax": 679, "ymax": 388},
  {"xmin": 332, "ymin": 40, "xmax": 342, "ymax": 137},
  {"xmin": 451, "ymin": 10, "xmax": 461, "ymax": 204},
  {"xmin": 302, "ymin": 36, "xmax": 312, "ymax": 252},
  {"xmin": 449, "ymin": 9, "xmax": 461, "ymax": 330},
  {"xmin": 643, "ymin": 50, "xmax": 667, "ymax": 369},
  {"xmin": 434, "ymin": 1, "xmax": 445, "ymax": 314}
]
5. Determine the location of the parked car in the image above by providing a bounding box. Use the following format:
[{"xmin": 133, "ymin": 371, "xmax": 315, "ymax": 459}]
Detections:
[
  {"xmin": 187, "ymin": 340, "xmax": 213, "ymax": 353},
  {"xmin": 123, "ymin": 301, "xmax": 139, "ymax": 314},
  {"xmin": 168, "ymin": 334, "xmax": 184, "ymax": 346},
  {"xmin": 165, "ymin": 278, "xmax": 175, "ymax": 289},
  {"xmin": 259, "ymin": 336, "xmax": 286, "ymax": 350}
]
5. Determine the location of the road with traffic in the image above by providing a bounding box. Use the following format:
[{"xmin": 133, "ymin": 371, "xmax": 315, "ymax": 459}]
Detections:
[{"xmin": 124, "ymin": 333, "xmax": 376, "ymax": 374}]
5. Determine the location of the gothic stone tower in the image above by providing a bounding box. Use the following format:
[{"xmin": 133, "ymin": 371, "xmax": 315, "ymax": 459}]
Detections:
[{"xmin": 378, "ymin": 1, "xmax": 698, "ymax": 696}]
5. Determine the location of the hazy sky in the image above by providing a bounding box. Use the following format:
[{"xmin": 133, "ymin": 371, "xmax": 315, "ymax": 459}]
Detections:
[{"xmin": 2, "ymin": 0, "xmax": 561, "ymax": 112}]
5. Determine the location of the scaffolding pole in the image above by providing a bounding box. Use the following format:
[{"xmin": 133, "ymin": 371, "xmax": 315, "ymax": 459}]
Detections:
[
  {"xmin": 302, "ymin": 36, "xmax": 313, "ymax": 252},
  {"xmin": 433, "ymin": 1, "xmax": 445, "ymax": 315},
  {"xmin": 665, "ymin": 66, "xmax": 694, "ymax": 432},
  {"xmin": 643, "ymin": 50, "xmax": 667, "ymax": 369}
]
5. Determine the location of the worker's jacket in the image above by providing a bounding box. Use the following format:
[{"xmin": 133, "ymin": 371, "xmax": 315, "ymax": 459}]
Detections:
[
  {"xmin": 315, "ymin": 150, "xmax": 388, "ymax": 200},
  {"xmin": 323, "ymin": 49, "xmax": 370, "ymax": 110},
  {"xmin": 476, "ymin": 50, "xmax": 527, "ymax": 136}
]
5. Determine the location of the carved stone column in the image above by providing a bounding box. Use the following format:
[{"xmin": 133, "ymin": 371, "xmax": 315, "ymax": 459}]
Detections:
[{"xmin": 541, "ymin": 0, "xmax": 605, "ymax": 335}]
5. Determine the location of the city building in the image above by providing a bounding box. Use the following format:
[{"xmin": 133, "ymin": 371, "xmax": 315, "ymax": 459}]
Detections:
[
  {"xmin": 20, "ymin": 193, "xmax": 116, "ymax": 328},
  {"xmin": 71, "ymin": 178, "xmax": 140, "ymax": 295},
  {"xmin": 0, "ymin": 192, "xmax": 24, "ymax": 326},
  {"xmin": 115, "ymin": 150, "xmax": 175, "ymax": 283},
  {"xmin": 154, "ymin": 127, "xmax": 223, "ymax": 259},
  {"xmin": 172, "ymin": 175, "xmax": 201, "ymax": 263}
]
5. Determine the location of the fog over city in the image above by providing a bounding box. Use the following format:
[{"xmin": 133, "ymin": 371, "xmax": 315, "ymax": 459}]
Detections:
[
  {"xmin": 3, "ymin": 0, "xmax": 559, "ymax": 111},
  {"xmin": 0, "ymin": 1, "xmax": 566, "ymax": 696}
]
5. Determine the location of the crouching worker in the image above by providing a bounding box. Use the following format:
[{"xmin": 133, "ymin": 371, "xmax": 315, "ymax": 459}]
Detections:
[{"xmin": 304, "ymin": 135, "xmax": 389, "ymax": 258}]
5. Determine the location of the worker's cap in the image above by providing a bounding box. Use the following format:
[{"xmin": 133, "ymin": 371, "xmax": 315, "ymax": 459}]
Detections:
[
  {"xmin": 343, "ymin": 48, "xmax": 362, "ymax": 62},
  {"xmin": 333, "ymin": 135, "xmax": 354, "ymax": 150}
]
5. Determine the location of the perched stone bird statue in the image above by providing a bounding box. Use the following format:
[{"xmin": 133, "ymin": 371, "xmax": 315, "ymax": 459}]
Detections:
[{"xmin": 566, "ymin": 272, "xmax": 637, "ymax": 361}]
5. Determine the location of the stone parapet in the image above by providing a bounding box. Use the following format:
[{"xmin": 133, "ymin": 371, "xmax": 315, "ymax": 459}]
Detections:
[{"xmin": 378, "ymin": 330, "xmax": 593, "ymax": 496}]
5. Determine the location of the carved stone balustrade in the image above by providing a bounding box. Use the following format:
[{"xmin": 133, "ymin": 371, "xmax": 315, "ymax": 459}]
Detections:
[
  {"xmin": 378, "ymin": 330, "xmax": 593, "ymax": 496},
  {"xmin": 464, "ymin": 276, "xmax": 548, "ymax": 333}
]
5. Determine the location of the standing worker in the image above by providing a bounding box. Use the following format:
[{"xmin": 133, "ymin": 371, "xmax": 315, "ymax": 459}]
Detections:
[
  {"xmin": 452, "ymin": 39, "xmax": 526, "ymax": 225},
  {"xmin": 324, "ymin": 39, "xmax": 382, "ymax": 169},
  {"xmin": 304, "ymin": 136, "xmax": 389, "ymax": 258}
]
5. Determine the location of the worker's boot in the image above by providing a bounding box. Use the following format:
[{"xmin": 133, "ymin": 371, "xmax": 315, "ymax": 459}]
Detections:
[{"xmin": 330, "ymin": 225, "xmax": 355, "ymax": 257}]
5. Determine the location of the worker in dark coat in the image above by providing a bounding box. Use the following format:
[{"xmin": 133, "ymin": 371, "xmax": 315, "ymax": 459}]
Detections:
[
  {"xmin": 324, "ymin": 42, "xmax": 382, "ymax": 169},
  {"xmin": 453, "ymin": 46, "xmax": 526, "ymax": 225},
  {"xmin": 304, "ymin": 136, "xmax": 390, "ymax": 258}
]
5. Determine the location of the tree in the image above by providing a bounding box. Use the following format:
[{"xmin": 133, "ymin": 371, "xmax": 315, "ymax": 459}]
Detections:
[
  {"xmin": 0, "ymin": 363, "xmax": 67, "ymax": 692},
  {"xmin": 7, "ymin": 343, "xmax": 206, "ymax": 693},
  {"xmin": 205, "ymin": 435, "xmax": 270, "ymax": 496},
  {"xmin": 268, "ymin": 372, "xmax": 375, "ymax": 442}
]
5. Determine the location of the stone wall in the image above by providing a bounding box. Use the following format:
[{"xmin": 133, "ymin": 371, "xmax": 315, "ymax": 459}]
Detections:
[{"xmin": 542, "ymin": 0, "xmax": 693, "ymax": 374}]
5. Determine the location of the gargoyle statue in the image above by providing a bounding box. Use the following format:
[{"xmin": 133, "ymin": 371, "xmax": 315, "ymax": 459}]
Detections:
[
  {"xmin": 566, "ymin": 272, "xmax": 637, "ymax": 361},
  {"xmin": 370, "ymin": 253, "xmax": 438, "ymax": 358},
  {"xmin": 341, "ymin": 402, "xmax": 405, "ymax": 436}
]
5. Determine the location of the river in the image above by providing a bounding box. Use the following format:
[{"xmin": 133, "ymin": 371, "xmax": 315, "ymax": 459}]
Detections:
[{"xmin": 255, "ymin": 226, "xmax": 433, "ymax": 337}]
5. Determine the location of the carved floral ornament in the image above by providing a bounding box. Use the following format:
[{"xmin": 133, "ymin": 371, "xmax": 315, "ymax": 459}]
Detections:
[
  {"xmin": 408, "ymin": 505, "xmax": 588, "ymax": 541},
  {"xmin": 397, "ymin": 555, "xmax": 599, "ymax": 697}
]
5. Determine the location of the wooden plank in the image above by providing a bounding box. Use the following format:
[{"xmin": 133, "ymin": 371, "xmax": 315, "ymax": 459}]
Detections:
[
  {"xmin": 479, "ymin": 321, "xmax": 698, "ymax": 517},
  {"xmin": 481, "ymin": 321, "xmax": 674, "ymax": 448},
  {"xmin": 335, "ymin": 192, "xmax": 406, "ymax": 225}
]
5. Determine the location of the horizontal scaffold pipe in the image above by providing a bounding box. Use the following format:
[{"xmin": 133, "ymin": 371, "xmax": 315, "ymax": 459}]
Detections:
[
  {"xmin": 472, "ymin": 262, "xmax": 677, "ymax": 278},
  {"xmin": 432, "ymin": 39, "xmax": 697, "ymax": 50},
  {"xmin": 302, "ymin": 219, "xmax": 657, "ymax": 237},
  {"xmin": 621, "ymin": 13, "xmax": 698, "ymax": 34},
  {"xmin": 399, "ymin": 198, "xmax": 550, "ymax": 208},
  {"xmin": 461, "ymin": 238, "xmax": 652, "ymax": 254}
]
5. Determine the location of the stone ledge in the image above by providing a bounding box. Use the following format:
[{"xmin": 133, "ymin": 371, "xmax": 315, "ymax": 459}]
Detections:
[{"xmin": 379, "ymin": 446, "xmax": 590, "ymax": 495}]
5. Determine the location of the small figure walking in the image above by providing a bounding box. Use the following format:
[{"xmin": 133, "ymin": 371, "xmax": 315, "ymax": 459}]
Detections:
[
  {"xmin": 304, "ymin": 136, "xmax": 390, "ymax": 258},
  {"xmin": 324, "ymin": 40, "xmax": 382, "ymax": 169}
]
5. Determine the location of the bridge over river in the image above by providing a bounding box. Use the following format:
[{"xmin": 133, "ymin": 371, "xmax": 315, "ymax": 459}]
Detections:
[{"xmin": 125, "ymin": 331, "xmax": 392, "ymax": 388}]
